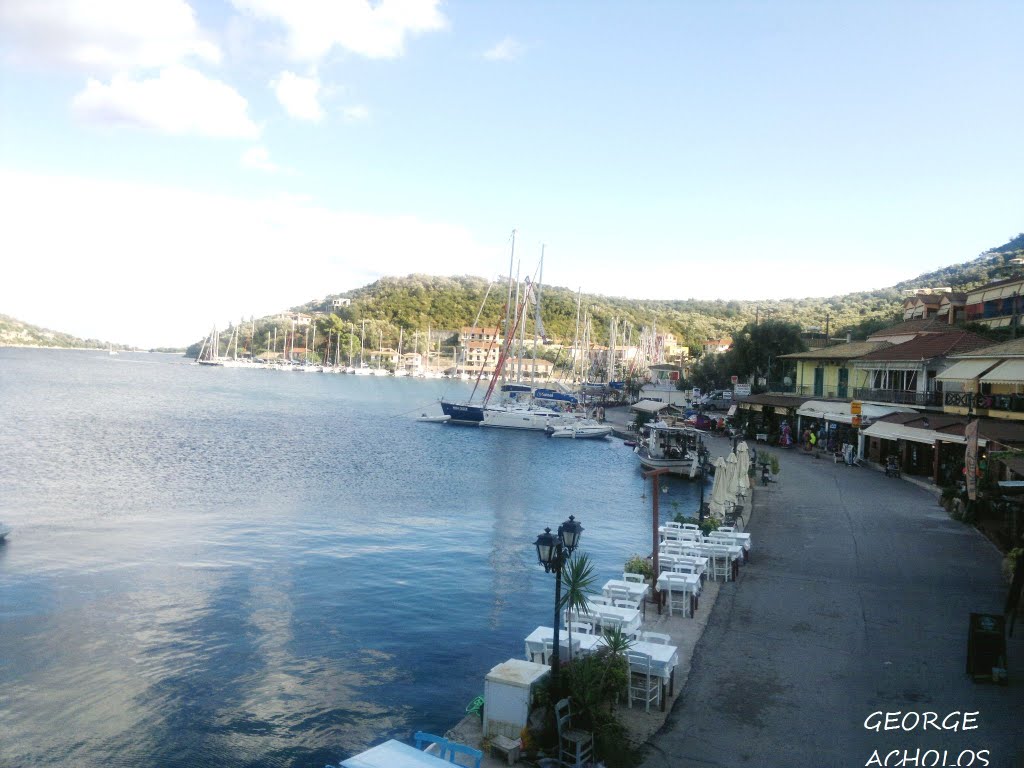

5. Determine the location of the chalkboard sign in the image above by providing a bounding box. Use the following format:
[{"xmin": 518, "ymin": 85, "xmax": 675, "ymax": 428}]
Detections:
[{"xmin": 965, "ymin": 613, "xmax": 1007, "ymax": 681}]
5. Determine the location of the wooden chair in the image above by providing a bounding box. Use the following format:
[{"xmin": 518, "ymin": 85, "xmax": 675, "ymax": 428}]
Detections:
[
  {"xmin": 555, "ymin": 697, "xmax": 594, "ymax": 767},
  {"xmin": 446, "ymin": 741, "xmax": 483, "ymax": 768},
  {"xmin": 627, "ymin": 651, "xmax": 661, "ymax": 712},
  {"xmin": 414, "ymin": 731, "xmax": 449, "ymax": 759}
]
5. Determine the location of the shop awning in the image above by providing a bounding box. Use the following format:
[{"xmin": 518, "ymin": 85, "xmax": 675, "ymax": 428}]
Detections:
[
  {"xmin": 631, "ymin": 400, "xmax": 672, "ymax": 414},
  {"xmin": 861, "ymin": 421, "xmax": 987, "ymax": 447},
  {"xmin": 796, "ymin": 400, "xmax": 915, "ymax": 425},
  {"xmin": 936, "ymin": 359, "xmax": 999, "ymax": 381},
  {"xmin": 980, "ymin": 360, "xmax": 1024, "ymax": 385}
]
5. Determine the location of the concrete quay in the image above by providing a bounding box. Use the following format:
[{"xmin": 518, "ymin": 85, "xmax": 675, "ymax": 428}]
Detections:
[{"xmin": 638, "ymin": 437, "xmax": 1024, "ymax": 768}]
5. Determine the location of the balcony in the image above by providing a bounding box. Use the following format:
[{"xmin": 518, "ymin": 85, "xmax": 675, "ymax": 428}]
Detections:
[
  {"xmin": 944, "ymin": 391, "xmax": 1024, "ymax": 414},
  {"xmin": 852, "ymin": 388, "xmax": 943, "ymax": 407}
]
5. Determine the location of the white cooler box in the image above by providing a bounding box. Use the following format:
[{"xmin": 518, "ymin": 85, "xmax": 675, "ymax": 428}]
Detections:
[{"xmin": 483, "ymin": 658, "xmax": 549, "ymax": 739}]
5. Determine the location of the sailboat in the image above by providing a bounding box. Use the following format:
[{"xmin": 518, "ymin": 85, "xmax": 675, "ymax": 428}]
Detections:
[{"xmin": 108, "ymin": 342, "xmax": 118, "ymax": 356}]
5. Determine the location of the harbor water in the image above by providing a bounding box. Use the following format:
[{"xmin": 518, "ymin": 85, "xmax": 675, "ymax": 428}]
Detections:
[{"xmin": 0, "ymin": 349, "xmax": 706, "ymax": 768}]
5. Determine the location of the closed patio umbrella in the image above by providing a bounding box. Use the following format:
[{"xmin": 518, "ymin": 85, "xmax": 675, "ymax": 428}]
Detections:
[
  {"xmin": 708, "ymin": 456, "xmax": 729, "ymax": 519},
  {"xmin": 724, "ymin": 452, "xmax": 740, "ymax": 505},
  {"xmin": 737, "ymin": 442, "xmax": 751, "ymax": 496}
]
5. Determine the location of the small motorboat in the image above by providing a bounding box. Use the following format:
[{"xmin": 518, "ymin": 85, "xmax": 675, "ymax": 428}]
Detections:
[
  {"xmin": 546, "ymin": 420, "xmax": 612, "ymax": 439},
  {"xmin": 416, "ymin": 414, "xmax": 451, "ymax": 423}
]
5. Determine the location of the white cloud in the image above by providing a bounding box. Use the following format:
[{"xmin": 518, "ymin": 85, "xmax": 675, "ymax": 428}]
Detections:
[
  {"xmin": 72, "ymin": 66, "xmax": 260, "ymax": 139},
  {"xmin": 231, "ymin": 0, "xmax": 446, "ymax": 61},
  {"xmin": 0, "ymin": 0, "xmax": 220, "ymax": 72},
  {"xmin": 271, "ymin": 71, "xmax": 324, "ymax": 122},
  {"xmin": 241, "ymin": 146, "xmax": 279, "ymax": 172},
  {"xmin": 342, "ymin": 105, "xmax": 370, "ymax": 122},
  {"xmin": 483, "ymin": 36, "xmax": 523, "ymax": 61},
  {"xmin": 0, "ymin": 170, "xmax": 495, "ymax": 348}
]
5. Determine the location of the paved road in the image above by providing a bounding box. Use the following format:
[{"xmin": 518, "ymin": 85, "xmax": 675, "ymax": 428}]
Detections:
[{"xmin": 640, "ymin": 439, "xmax": 1024, "ymax": 768}]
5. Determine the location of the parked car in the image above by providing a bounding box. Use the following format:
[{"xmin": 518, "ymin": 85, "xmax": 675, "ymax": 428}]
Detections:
[
  {"xmin": 702, "ymin": 391, "xmax": 734, "ymax": 411},
  {"xmin": 685, "ymin": 413, "xmax": 715, "ymax": 430}
]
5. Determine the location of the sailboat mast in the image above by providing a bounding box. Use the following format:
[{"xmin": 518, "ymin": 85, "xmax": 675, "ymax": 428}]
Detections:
[{"xmin": 532, "ymin": 245, "xmax": 543, "ymax": 383}]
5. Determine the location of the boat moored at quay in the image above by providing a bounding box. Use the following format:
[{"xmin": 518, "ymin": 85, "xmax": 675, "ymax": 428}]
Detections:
[{"xmin": 634, "ymin": 424, "xmax": 704, "ymax": 475}]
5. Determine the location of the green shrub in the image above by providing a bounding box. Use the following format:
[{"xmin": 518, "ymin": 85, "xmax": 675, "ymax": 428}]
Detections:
[
  {"xmin": 624, "ymin": 554, "xmax": 653, "ymax": 580},
  {"xmin": 673, "ymin": 514, "xmax": 719, "ymax": 536}
]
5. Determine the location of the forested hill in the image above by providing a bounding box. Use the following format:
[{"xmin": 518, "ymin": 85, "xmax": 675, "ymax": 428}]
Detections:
[
  {"xmin": 0, "ymin": 314, "xmax": 117, "ymax": 349},
  {"xmin": 301, "ymin": 233, "xmax": 1024, "ymax": 351}
]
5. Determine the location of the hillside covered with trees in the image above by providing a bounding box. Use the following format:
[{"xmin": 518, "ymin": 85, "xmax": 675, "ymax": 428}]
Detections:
[
  {"xmin": 291, "ymin": 232, "xmax": 1024, "ymax": 355},
  {"xmin": 0, "ymin": 314, "xmax": 125, "ymax": 350}
]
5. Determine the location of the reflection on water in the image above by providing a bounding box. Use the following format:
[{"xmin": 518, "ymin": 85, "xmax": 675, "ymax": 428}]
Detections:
[{"xmin": 0, "ymin": 349, "xmax": 705, "ymax": 767}]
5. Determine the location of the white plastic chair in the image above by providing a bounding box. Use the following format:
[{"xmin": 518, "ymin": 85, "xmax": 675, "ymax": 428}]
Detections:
[
  {"xmin": 664, "ymin": 521, "xmax": 682, "ymax": 530},
  {"xmin": 664, "ymin": 574, "xmax": 693, "ymax": 618},
  {"xmin": 622, "ymin": 572, "xmax": 645, "ymax": 584},
  {"xmin": 614, "ymin": 597, "xmax": 640, "ymax": 611},
  {"xmin": 627, "ymin": 651, "xmax": 661, "ymax": 712},
  {"xmin": 681, "ymin": 523, "xmax": 700, "ymax": 532}
]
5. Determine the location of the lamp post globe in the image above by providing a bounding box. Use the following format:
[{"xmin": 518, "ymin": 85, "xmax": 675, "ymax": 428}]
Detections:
[{"xmin": 533, "ymin": 516, "xmax": 584, "ymax": 698}]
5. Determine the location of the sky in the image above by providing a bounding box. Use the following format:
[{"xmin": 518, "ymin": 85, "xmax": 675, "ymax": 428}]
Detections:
[{"xmin": 1, "ymin": 1, "xmax": 1022, "ymax": 348}]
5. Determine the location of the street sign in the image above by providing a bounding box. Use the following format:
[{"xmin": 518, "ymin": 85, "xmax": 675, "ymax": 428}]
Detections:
[
  {"xmin": 730, "ymin": 375, "xmax": 739, "ymax": 384},
  {"xmin": 851, "ymin": 415, "xmax": 862, "ymax": 428},
  {"xmin": 851, "ymin": 401, "xmax": 862, "ymax": 415},
  {"xmin": 734, "ymin": 383, "xmax": 751, "ymax": 396}
]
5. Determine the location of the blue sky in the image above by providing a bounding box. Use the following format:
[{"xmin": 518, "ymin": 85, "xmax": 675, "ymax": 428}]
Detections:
[{"xmin": 1, "ymin": 0, "xmax": 1022, "ymax": 348}]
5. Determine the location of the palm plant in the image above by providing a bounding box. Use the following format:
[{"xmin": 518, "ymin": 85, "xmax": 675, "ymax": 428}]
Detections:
[{"xmin": 559, "ymin": 552, "xmax": 597, "ymax": 661}]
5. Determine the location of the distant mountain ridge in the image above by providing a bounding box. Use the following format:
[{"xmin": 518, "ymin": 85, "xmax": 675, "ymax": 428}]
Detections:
[{"xmin": 6, "ymin": 233, "xmax": 1022, "ymax": 351}]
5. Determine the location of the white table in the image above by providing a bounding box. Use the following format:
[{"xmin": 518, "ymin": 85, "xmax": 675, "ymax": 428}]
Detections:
[
  {"xmin": 630, "ymin": 638, "xmax": 680, "ymax": 710},
  {"xmin": 564, "ymin": 604, "xmax": 642, "ymax": 636},
  {"xmin": 601, "ymin": 579, "xmax": 649, "ymax": 604},
  {"xmin": 342, "ymin": 739, "xmax": 452, "ymax": 767},
  {"xmin": 655, "ymin": 572, "xmax": 702, "ymax": 615},
  {"xmin": 656, "ymin": 553, "xmax": 708, "ymax": 579},
  {"xmin": 691, "ymin": 542, "xmax": 743, "ymax": 581},
  {"xmin": 708, "ymin": 531, "xmax": 752, "ymax": 560},
  {"xmin": 524, "ymin": 628, "xmax": 679, "ymax": 711},
  {"xmin": 525, "ymin": 626, "xmax": 602, "ymax": 662}
]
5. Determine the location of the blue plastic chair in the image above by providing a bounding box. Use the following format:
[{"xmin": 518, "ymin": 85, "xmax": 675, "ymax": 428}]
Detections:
[
  {"xmin": 413, "ymin": 731, "xmax": 449, "ymax": 759},
  {"xmin": 447, "ymin": 741, "xmax": 483, "ymax": 768}
]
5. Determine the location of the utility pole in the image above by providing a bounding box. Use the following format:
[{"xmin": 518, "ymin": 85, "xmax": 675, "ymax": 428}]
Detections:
[{"xmin": 825, "ymin": 313, "xmax": 830, "ymax": 346}]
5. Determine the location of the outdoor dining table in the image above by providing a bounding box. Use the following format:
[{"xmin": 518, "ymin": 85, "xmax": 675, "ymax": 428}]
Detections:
[
  {"xmin": 601, "ymin": 578, "xmax": 649, "ymax": 606},
  {"xmin": 654, "ymin": 571, "xmax": 702, "ymax": 615},
  {"xmin": 630, "ymin": 638, "xmax": 680, "ymax": 710},
  {"xmin": 656, "ymin": 552, "xmax": 709, "ymax": 579},
  {"xmin": 658, "ymin": 526, "xmax": 702, "ymax": 543},
  {"xmin": 709, "ymin": 531, "xmax": 752, "ymax": 561},
  {"xmin": 524, "ymin": 628, "xmax": 679, "ymax": 711},
  {"xmin": 691, "ymin": 541, "xmax": 743, "ymax": 581},
  {"xmin": 567, "ymin": 603, "xmax": 643, "ymax": 636},
  {"xmin": 341, "ymin": 739, "xmax": 451, "ymax": 767},
  {"xmin": 524, "ymin": 626, "xmax": 602, "ymax": 662}
]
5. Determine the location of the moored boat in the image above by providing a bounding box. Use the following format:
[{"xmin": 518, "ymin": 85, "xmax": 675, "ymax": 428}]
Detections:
[
  {"xmin": 634, "ymin": 424, "xmax": 703, "ymax": 475},
  {"xmin": 546, "ymin": 419, "xmax": 612, "ymax": 439}
]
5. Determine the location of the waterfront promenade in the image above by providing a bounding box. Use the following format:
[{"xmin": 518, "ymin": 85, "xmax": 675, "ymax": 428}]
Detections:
[{"xmin": 640, "ymin": 438, "xmax": 1024, "ymax": 768}]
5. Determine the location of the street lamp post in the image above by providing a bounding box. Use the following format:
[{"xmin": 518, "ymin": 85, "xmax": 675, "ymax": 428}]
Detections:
[{"xmin": 533, "ymin": 515, "xmax": 584, "ymax": 695}]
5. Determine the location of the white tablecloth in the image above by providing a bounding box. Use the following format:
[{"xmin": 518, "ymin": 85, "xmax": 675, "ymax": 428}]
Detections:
[
  {"xmin": 342, "ymin": 740, "xmax": 452, "ymax": 767},
  {"xmin": 601, "ymin": 579, "xmax": 649, "ymax": 603},
  {"xmin": 524, "ymin": 627, "xmax": 678, "ymax": 684}
]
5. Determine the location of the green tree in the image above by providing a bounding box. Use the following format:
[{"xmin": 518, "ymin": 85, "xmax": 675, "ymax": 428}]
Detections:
[
  {"xmin": 559, "ymin": 552, "xmax": 597, "ymax": 661},
  {"xmin": 728, "ymin": 319, "xmax": 807, "ymax": 384}
]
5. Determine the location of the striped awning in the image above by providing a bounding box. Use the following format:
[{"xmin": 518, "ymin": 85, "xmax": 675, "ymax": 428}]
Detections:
[
  {"xmin": 936, "ymin": 359, "xmax": 1000, "ymax": 381},
  {"xmin": 980, "ymin": 360, "xmax": 1024, "ymax": 385}
]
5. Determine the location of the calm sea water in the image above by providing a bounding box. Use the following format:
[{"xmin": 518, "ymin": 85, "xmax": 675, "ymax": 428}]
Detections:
[{"xmin": 0, "ymin": 349, "xmax": 705, "ymax": 768}]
